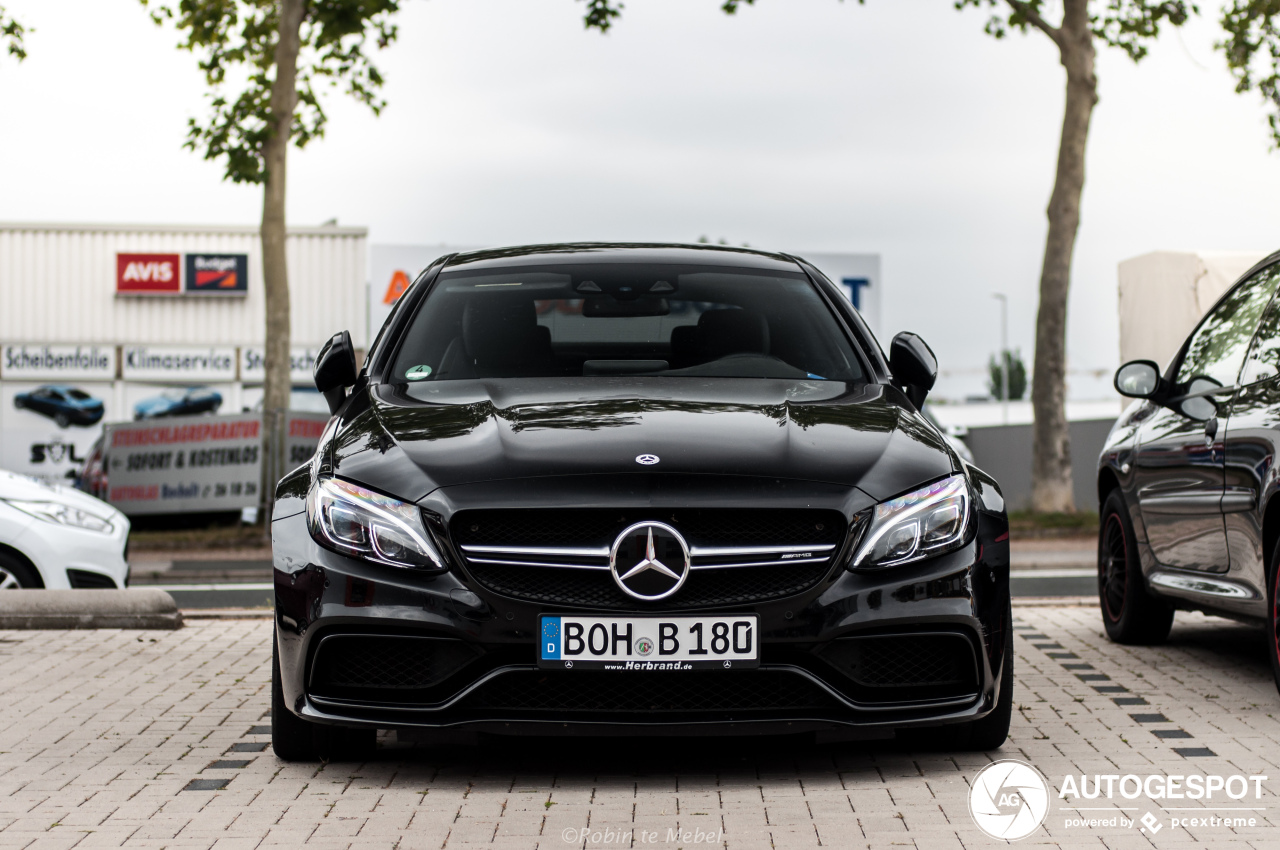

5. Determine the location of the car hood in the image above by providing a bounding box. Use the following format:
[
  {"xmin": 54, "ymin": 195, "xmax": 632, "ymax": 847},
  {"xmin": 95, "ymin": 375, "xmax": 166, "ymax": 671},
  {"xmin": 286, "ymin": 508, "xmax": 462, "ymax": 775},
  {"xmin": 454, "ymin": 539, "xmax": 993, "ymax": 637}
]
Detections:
[
  {"xmin": 0, "ymin": 468, "xmax": 121, "ymax": 516},
  {"xmin": 330, "ymin": 378, "xmax": 957, "ymax": 503}
]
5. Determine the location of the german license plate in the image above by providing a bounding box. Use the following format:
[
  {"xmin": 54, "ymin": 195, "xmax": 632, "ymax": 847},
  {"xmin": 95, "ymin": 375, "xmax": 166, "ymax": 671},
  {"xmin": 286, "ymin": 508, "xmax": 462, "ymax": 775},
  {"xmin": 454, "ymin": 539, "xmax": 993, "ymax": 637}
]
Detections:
[{"xmin": 538, "ymin": 615, "xmax": 759, "ymax": 670}]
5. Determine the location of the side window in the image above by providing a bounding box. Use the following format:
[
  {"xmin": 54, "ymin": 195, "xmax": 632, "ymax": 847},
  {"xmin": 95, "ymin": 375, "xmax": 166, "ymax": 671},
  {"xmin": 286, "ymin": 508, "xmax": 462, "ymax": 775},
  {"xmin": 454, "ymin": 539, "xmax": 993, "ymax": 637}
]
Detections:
[
  {"xmin": 1176, "ymin": 268, "xmax": 1279, "ymax": 388},
  {"xmin": 1239, "ymin": 266, "xmax": 1280, "ymax": 386}
]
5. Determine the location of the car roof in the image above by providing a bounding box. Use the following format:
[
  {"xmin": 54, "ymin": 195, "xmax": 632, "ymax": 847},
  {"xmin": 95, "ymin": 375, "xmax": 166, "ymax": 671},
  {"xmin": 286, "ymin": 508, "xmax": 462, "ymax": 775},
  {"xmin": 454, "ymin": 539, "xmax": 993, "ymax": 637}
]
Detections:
[{"xmin": 441, "ymin": 242, "xmax": 805, "ymax": 275}]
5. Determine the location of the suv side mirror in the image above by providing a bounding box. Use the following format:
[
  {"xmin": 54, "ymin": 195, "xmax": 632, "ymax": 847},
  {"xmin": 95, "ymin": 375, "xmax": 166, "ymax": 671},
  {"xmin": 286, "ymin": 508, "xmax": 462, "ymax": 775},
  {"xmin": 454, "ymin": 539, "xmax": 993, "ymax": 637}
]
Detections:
[
  {"xmin": 1114, "ymin": 360, "xmax": 1163, "ymax": 399},
  {"xmin": 889, "ymin": 332, "xmax": 938, "ymax": 409},
  {"xmin": 314, "ymin": 330, "xmax": 358, "ymax": 415}
]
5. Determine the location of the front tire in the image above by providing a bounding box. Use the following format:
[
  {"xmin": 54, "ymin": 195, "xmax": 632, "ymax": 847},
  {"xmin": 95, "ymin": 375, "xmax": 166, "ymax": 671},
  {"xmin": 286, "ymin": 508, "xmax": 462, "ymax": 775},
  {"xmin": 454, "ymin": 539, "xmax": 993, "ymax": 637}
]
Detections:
[
  {"xmin": 271, "ymin": 634, "xmax": 377, "ymax": 762},
  {"xmin": 1098, "ymin": 489, "xmax": 1173, "ymax": 645},
  {"xmin": 963, "ymin": 600, "xmax": 1013, "ymax": 750},
  {"xmin": 54, "ymin": 412, "xmax": 70, "ymax": 429},
  {"xmin": 272, "ymin": 635, "xmax": 319, "ymax": 761},
  {"xmin": 1267, "ymin": 539, "xmax": 1280, "ymax": 698},
  {"xmin": 0, "ymin": 551, "xmax": 42, "ymax": 589}
]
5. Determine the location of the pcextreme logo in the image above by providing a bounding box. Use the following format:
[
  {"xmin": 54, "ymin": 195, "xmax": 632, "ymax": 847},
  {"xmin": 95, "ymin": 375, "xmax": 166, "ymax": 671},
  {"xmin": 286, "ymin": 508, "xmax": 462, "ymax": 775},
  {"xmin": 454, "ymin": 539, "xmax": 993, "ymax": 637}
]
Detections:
[{"xmin": 969, "ymin": 760, "xmax": 1051, "ymax": 841}]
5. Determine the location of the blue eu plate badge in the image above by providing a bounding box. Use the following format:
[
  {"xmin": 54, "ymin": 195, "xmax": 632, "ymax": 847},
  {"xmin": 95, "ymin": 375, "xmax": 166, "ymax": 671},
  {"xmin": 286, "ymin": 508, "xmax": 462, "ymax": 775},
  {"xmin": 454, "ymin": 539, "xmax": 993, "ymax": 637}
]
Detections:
[{"xmin": 541, "ymin": 617, "xmax": 561, "ymax": 660}]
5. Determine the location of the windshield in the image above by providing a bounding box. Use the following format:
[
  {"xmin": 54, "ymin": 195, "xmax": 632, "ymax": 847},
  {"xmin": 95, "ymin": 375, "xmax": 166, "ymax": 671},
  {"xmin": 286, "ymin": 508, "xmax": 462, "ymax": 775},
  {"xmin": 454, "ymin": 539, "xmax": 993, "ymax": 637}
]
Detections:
[{"xmin": 389, "ymin": 263, "xmax": 865, "ymax": 383}]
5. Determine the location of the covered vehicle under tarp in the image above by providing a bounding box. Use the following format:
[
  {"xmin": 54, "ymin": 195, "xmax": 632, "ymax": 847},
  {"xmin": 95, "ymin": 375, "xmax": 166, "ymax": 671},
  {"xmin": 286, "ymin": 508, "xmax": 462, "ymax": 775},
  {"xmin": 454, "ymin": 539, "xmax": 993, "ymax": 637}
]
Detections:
[{"xmin": 1118, "ymin": 250, "xmax": 1267, "ymax": 371}]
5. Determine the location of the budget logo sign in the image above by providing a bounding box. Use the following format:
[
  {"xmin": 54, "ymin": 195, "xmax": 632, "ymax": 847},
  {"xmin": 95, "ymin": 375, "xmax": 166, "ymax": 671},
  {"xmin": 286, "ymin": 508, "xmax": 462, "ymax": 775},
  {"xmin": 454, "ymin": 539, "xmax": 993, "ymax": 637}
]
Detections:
[
  {"xmin": 185, "ymin": 253, "xmax": 248, "ymax": 294},
  {"xmin": 117, "ymin": 253, "xmax": 181, "ymax": 294}
]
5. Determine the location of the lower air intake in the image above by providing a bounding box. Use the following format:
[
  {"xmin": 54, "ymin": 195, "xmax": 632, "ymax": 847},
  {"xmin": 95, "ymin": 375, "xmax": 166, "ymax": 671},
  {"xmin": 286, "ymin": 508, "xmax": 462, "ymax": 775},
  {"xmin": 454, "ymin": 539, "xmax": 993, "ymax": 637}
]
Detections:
[{"xmin": 309, "ymin": 635, "xmax": 482, "ymax": 699}]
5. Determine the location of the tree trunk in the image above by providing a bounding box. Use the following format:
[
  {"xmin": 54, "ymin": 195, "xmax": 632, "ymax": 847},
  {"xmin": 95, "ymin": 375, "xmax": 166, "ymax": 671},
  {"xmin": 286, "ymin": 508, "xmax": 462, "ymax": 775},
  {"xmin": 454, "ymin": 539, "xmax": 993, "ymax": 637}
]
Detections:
[
  {"xmin": 1030, "ymin": 0, "xmax": 1097, "ymax": 513},
  {"xmin": 260, "ymin": 0, "xmax": 305, "ymax": 523}
]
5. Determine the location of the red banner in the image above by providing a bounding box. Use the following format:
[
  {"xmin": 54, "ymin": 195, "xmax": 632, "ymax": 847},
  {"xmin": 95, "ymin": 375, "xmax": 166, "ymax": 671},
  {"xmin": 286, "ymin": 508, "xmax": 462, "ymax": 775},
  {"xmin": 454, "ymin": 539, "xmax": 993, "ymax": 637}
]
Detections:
[{"xmin": 117, "ymin": 253, "xmax": 180, "ymax": 294}]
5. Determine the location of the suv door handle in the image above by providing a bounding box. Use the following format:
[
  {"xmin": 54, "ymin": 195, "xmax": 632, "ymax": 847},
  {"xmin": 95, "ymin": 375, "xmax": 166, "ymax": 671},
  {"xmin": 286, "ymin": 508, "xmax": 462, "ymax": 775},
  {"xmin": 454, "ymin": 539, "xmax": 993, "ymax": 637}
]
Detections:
[{"xmin": 1204, "ymin": 417, "xmax": 1218, "ymax": 446}]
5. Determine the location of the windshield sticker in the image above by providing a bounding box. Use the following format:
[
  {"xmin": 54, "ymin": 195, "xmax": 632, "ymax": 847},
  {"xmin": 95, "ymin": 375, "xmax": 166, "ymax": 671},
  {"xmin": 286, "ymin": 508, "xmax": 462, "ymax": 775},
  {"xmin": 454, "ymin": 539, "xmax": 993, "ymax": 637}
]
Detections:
[{"xmin": 405, "ymin": 365, "xmax": 433, "ymax": 381}]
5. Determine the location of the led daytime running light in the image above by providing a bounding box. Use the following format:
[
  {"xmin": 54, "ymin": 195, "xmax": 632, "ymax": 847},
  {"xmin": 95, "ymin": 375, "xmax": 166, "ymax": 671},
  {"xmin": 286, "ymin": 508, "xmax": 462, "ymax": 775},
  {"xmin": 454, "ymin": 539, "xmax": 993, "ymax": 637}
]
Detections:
[
  {"xmin": 852, "ymin": 475, "xmax": 971, "ymax": 569},
  {"xmin": 307, "ymin": 477, "xmax": 445, "ymax": 570}
]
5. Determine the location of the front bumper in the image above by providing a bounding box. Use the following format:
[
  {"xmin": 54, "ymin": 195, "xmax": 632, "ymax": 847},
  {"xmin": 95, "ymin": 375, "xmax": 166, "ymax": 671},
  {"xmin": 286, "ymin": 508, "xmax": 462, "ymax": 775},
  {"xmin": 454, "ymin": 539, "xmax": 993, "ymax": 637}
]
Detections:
[{"xmin": 271, "ymin": 504, "xmax": 1011, "ymax": 735}]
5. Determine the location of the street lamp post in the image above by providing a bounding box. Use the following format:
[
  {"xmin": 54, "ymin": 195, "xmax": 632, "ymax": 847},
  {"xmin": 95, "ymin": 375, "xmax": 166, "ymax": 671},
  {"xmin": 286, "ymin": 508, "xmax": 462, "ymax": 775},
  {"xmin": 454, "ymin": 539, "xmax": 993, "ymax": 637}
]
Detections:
[{"xmin": 992, "ymin": 293, "xmax": 1008, "ymax": 425}]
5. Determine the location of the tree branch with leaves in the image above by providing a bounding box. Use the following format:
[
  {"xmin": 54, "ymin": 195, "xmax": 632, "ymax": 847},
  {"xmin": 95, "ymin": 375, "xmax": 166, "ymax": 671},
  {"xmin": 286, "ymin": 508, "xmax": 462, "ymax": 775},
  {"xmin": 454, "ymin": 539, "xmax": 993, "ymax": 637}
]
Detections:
[
  {"xmin": 143, "ymin": 0, "xmax": 401, "ymax": 520},
  {"xmin": 1, "ymin": 3, "xmax": 27, "ymax": 62}
]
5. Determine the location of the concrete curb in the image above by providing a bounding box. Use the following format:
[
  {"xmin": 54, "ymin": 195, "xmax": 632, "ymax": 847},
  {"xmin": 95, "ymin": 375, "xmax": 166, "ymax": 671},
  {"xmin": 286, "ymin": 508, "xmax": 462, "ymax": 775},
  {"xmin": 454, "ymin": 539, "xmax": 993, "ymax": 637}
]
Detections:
[
  {"xmin": 0, "ymin": 589, "xmax": 183, "ymax": 630},
  {"xmin": 1013, "ymin": 595, "xmax": 1098, "ymax": 608},
  {"xmin": 182, "ymin": 609, "xmax": 272, "ymax": 620}
]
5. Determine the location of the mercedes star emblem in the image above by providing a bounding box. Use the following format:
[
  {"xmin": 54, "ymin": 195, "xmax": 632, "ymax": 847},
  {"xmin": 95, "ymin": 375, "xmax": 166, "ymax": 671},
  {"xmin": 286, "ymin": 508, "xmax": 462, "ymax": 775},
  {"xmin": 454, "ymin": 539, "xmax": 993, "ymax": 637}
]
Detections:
[
  {"xmin": 609, "ymin": 521, "xmax": 691, "ymax": 601},
  {"xmin": 635, "ymin": 454, "xmax": 660, "ymax": 465}
]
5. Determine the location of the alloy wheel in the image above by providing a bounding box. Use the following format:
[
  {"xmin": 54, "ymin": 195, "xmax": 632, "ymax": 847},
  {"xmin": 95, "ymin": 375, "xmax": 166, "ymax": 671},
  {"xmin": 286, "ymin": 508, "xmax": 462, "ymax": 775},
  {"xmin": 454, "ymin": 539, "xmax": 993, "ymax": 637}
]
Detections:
[
  {"xmin": 1100, "ymin": 513, "xmax": 1128, "ymax": 623},
  {"xmin": 0, "ymin": 566, "xmax": 22, "ymax": 590}
]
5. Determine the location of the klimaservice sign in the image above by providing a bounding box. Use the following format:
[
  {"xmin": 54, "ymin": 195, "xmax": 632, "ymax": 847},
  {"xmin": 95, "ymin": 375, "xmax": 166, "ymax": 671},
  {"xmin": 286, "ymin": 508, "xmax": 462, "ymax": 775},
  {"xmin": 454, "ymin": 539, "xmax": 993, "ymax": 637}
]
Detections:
[{"xmin": 965, "ymin": 758, "xmax": 1270, "ymax": 842}]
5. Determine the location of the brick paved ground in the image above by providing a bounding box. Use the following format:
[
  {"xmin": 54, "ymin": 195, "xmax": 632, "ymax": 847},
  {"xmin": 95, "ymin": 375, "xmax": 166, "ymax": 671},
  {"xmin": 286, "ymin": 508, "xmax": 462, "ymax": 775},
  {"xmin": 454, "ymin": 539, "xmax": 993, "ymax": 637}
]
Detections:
[{"xmin": 1, "ymin": 607, "xmax": 1279, "ymax": 849}]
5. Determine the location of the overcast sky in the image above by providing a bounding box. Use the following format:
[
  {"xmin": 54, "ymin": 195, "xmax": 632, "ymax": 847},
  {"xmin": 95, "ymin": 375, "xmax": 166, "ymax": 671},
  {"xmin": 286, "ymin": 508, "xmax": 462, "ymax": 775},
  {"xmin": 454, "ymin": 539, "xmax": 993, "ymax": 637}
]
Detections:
[{"xmin": 3, "ymin": 0, "xmax": 1280, "ymax": 401}]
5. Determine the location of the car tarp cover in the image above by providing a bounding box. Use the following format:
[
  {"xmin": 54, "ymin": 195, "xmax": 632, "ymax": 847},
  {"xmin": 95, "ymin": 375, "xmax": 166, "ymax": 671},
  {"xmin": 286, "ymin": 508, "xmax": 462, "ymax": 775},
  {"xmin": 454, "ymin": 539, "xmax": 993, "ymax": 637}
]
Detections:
[{"xmin": 1118, "ymin": 251, "xmax": 1268, "ymax": 371}]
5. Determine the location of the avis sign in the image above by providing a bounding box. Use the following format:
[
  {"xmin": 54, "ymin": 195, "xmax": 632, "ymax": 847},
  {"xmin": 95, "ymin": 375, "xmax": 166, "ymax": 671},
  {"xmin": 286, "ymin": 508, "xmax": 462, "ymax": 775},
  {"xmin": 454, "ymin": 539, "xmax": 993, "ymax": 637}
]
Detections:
[
  {"xmin": 117, "ymin": 253, "xmax": 180, "ymax": 294},
  {"xmin": 116, "ymin": 252, "xmax": 249, "ymax": 297}
]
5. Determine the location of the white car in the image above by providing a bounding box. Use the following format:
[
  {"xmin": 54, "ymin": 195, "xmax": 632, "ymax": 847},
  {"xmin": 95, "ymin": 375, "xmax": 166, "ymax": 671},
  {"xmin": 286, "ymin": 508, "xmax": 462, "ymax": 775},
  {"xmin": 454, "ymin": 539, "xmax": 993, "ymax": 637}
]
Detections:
[{"xmin": 0, "ymin": 469, "xmax": 130, "ymax": 589}]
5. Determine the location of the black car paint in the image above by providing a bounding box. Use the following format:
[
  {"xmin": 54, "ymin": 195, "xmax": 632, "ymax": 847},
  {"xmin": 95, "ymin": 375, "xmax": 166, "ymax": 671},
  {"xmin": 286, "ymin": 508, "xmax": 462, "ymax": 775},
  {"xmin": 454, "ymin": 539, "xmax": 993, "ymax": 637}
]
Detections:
[
  {"xmin": 273, "ymin": 243, "xmax": 1011, "ymax": 735},
  {"xmin": 1100, "ymin": 249, "xmax": 1280, "ymax": 623}
]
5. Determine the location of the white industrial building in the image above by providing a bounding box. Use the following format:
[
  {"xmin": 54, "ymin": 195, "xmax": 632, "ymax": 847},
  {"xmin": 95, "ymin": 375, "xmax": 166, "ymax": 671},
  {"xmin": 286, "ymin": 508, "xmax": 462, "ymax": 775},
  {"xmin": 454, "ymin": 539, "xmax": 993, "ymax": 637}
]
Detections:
[{"xmin": 0, "ymin": 222, "xmax": 367, "ymax": 482}]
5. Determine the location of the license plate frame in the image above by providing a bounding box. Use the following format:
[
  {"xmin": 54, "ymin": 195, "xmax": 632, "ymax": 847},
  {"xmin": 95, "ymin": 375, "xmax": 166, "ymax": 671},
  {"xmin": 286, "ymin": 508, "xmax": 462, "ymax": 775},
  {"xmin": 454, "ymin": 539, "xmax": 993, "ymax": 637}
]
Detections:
[{"xmin": 538, "ymin": 614, "xmax": 760, "ymax": 670}]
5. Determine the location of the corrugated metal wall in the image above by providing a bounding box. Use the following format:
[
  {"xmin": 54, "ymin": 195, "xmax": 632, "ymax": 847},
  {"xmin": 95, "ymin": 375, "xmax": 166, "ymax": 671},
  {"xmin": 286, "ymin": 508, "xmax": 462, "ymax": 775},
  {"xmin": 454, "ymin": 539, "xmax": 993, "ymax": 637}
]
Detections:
[{"xmin": 0, "ymin": 223, "xmax": 368, "ymax": 348}]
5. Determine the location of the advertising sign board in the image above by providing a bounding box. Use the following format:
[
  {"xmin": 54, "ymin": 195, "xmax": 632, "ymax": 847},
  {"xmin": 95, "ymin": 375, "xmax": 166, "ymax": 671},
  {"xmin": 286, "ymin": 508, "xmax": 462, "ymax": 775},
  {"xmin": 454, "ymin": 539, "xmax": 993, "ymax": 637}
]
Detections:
[
  {"xmin": 121, "ymin": 346, "xmax": 237, "ymax": 382},
  {"xmin": 102, "ymin": 411, "xmax": 329, "ymax": 516},
  {"xmin": 104, "ymin": 413, "xmax": 262, "ymax": 515},
  {"xmin": 185, "ymin": 253, "xmax": 249, "ymax": 295},
  {"xmin": 239, "ymin": 347, "xmax": 320, "ymax": 385},
  {"xmin": 116, "ymin": 253, "xmax": 181, "ymax": 295},
  {"xmin": 0, "ymin": 381, "xmax": 112, "ymax": 484},
  {"xmin": 1, "ymin": 344, "xmax": 116, "ymax": 382}
]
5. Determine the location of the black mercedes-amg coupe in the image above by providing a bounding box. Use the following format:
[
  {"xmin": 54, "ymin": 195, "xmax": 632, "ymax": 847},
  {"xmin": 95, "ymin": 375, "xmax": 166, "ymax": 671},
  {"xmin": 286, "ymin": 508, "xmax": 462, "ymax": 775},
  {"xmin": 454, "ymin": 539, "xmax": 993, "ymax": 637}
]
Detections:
[{"xmin": 270, "ymin": 243, "xmax": 1012, "ymax": 760}]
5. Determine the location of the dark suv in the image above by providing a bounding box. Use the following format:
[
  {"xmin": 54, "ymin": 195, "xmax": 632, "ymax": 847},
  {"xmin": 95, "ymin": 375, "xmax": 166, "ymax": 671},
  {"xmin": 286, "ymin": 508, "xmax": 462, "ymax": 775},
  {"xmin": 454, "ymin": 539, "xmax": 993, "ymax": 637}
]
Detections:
[{"xmin": 1101, "ymin": 250, "xmax": 1280, "ymax": 691}]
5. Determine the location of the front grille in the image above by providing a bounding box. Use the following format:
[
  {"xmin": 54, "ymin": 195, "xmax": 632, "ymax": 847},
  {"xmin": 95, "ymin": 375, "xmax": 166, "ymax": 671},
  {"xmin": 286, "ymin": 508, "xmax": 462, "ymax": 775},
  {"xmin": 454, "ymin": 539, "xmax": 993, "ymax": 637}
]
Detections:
[
  {"xmin": 66, "ymin": 569, "xmax": 116, "ymax": 589},
  {"xmin": 467, "ymin": 560, "xmax": 833, "ymax": 609},
  {"xmin": 462, "ymin": 669, "xmax": 841, "ymax": 714},
  {"xmin": 819, "ymin": 633, "xmax": 978, "ymax": 702},
  {"xmin": 309, "ymin": 635, "xmax": 483, "ymax": 698},
  {"xmin": 452, "ymin": 508, "xmax": 846, "ymax": 609}
]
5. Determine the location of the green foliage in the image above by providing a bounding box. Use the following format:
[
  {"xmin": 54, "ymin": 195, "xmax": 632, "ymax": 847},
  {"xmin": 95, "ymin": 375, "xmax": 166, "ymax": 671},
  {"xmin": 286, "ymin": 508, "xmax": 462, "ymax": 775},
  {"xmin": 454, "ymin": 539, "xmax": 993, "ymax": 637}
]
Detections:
[
  {"xmin": 580, "ymin": 0, "xmax": 623, "ymax": 32},
  {"xmin": 987, "ymin": 348, "xmax": 1028, "ymax": 401},
  {"xmin": 954, "ymin": 0, "xmax": 1192, "ymax": 61},
  {"xmin": 1, "ymin": 4, "xmax": 26, "ymax": 62},
  {"xmin": 1220, "ymin": 1, "xmax": 1280, "ymax": 146},
  {"xmin": 141, "ymin": 0, "xmax": 400, "ymax": 184}
]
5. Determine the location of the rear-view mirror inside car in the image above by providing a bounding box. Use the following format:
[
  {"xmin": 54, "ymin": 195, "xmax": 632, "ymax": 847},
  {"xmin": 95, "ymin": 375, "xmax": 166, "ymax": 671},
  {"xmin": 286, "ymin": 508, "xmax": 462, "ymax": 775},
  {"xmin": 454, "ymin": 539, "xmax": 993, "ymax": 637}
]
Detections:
[{"xmin": 582, "ymin": 296, "xmax": 670, "ymax": 317}]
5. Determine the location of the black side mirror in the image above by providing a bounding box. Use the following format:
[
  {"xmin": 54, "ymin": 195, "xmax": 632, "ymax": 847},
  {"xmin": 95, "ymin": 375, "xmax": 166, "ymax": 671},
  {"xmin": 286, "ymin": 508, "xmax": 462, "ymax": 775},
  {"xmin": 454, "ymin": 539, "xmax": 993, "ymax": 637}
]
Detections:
[
  {"xmin": 314, "ymin": 330, "xmax": 357, "ymax": 415},
  {"xmin": 1114, "ymin": 360, "xmax": 1162, "ymax": 399},
  {"xmin": 889, "ymin": 332, "xmax": 938, "ymax": 409},
  {"xmin": 1175, "ymin": 376, "xmax": 1223, "ymax": 422}
]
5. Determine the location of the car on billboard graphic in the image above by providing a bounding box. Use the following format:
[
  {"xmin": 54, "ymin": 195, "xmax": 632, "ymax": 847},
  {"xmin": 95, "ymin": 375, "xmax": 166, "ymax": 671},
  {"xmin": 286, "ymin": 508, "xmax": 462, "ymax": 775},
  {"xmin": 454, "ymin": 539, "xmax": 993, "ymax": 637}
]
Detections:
[
  {"xmin": 185, "ymin": 253, "xmax": 248, "ymax": 294},
  {"xmin": 133, "ymin": 386, "xmax": 223, "ymax": 420},
  {"xmin": 14, "ymin": 385, "xmax": 105, "ymax": 428}
]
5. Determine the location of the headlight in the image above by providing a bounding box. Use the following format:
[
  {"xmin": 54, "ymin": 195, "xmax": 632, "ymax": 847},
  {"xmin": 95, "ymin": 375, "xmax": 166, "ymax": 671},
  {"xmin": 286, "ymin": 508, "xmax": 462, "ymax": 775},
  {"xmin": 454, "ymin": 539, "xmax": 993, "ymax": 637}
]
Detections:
[
  {"xmin": 306, "ymin": 477, "xmax": 445, "ymax": 570},
  {"xmin": 850, "ymin": 475, "xmax": 971, "ymax": 569},
  {"xmin": 2, "ymin": 499, "xmax": 114, "ymax": 533}
]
